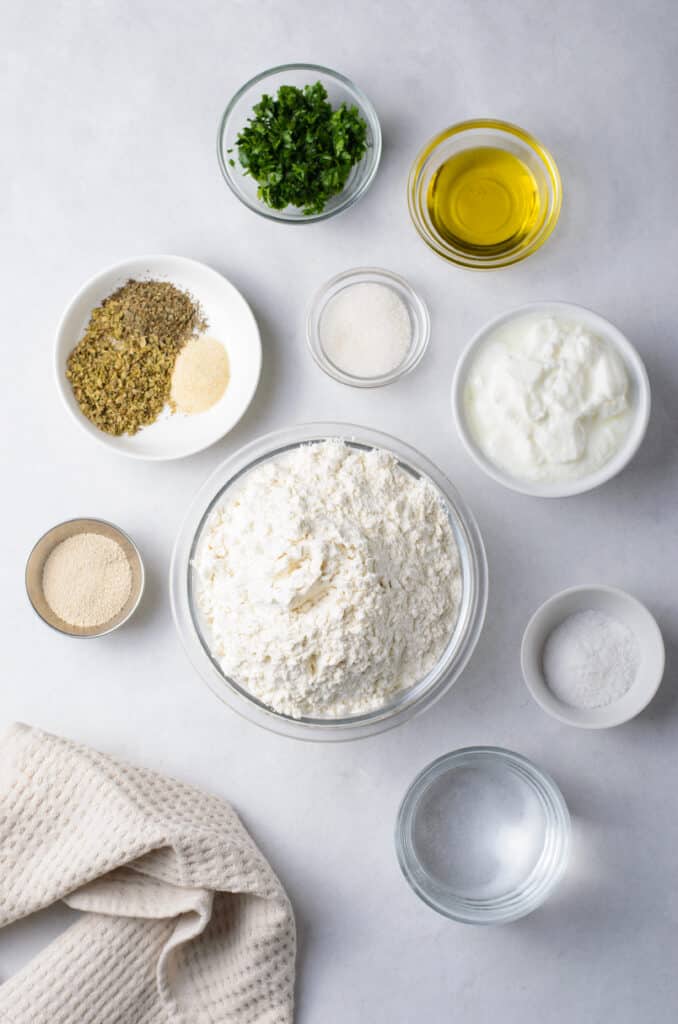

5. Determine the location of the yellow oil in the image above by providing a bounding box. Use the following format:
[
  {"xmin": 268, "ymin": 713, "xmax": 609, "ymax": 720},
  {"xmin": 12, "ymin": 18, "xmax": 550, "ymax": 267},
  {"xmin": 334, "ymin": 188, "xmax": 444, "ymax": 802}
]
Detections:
[{"xmin": 427, "ymin": 147, "xmax": 542, "ymax": 254}]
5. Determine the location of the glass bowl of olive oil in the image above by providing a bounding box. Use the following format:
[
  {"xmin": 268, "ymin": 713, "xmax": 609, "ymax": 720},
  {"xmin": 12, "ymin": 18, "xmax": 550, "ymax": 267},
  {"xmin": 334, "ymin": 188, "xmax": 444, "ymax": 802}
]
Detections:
[{"xmin": 408, "ymin": 120, "xmax": 562, "ymax": 269}]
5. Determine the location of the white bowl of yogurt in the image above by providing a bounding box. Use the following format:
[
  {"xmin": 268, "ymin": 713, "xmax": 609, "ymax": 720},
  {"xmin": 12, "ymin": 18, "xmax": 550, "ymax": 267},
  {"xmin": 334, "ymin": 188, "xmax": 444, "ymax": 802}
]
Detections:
[{"xmin": 451, "ymin": 301, "xmax": 651, "ymax": 498}]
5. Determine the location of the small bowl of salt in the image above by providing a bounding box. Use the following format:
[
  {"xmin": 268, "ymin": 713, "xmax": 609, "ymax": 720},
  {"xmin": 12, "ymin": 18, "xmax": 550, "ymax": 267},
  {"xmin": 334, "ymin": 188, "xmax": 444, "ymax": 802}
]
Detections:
[
  {"xmin": 306, "ymin": 267, "xmax": 430, "ymax": 387},
  {"xmin": 521, "ymin": 585, "xmax": 665, "ymax": 728}
]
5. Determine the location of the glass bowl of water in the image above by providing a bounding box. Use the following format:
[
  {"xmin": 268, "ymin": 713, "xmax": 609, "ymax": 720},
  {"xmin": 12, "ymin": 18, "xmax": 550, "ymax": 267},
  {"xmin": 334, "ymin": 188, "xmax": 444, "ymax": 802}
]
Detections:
[{"xmin": 395, "ymin": 747, "xmax": 570, "ymax": 924}]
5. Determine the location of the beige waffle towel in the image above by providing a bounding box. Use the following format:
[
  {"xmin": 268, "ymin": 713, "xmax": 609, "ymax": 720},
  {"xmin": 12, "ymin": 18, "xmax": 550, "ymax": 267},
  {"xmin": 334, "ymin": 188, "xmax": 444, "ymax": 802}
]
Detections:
[{"xmin": 0, "ymin": 723, "xmax": 296, "ymax": 1024}]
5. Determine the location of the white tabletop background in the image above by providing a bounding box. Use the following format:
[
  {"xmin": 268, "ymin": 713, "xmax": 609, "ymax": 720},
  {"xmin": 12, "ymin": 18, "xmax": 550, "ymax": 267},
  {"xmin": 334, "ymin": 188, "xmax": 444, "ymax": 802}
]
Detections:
[{"xmin": 2, "ymin": 1, "xmax": 677, "ymax": 1020}]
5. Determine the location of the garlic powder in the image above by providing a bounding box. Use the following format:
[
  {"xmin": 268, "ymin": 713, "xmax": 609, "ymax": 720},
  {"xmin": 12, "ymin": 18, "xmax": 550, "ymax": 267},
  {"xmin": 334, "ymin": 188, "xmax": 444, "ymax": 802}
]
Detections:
[{"xmin": 195, "ymin": 440, "xmax": 462, "ymax": 718}]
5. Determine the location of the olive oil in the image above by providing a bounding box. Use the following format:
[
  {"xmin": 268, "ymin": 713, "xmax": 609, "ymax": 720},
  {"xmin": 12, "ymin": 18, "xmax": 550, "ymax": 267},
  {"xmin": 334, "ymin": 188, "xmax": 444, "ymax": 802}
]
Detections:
[{"xmin": 427, "ymin": 147, "xmax": 543, "ymax": 255}]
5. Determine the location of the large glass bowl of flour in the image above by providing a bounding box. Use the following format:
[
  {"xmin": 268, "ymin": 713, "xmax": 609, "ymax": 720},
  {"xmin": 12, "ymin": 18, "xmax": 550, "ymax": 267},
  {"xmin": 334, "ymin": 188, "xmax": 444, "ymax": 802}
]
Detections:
[{"xmin": 170, "ymin": 424, "xmax": 488, "ymax": 741}]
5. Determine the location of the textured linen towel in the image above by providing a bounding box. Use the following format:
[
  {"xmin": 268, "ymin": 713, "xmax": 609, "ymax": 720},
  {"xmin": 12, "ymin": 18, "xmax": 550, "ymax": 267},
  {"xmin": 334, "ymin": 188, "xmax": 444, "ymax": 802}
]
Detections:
[{"xmin": 0, "ymin": 723, "xmax": 296, "ymax": 1024}]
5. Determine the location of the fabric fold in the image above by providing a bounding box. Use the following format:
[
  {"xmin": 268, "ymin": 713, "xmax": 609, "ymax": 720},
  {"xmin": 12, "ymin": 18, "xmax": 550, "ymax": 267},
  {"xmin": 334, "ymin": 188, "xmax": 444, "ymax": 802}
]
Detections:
[{"xmin": 0, "ymin": 723, "xmax": 295, "ymax": 1024}]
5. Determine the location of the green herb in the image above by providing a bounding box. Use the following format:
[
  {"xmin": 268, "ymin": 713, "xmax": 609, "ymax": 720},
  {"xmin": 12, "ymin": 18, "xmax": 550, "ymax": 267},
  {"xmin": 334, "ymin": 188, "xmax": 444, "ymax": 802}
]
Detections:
[
  {"xmin": 232, "ymin": 82, "xmax": 368, "ymax": 215},
  {"xmin": 66, "ymin": 280, "xmax": 206, "ymax": 436}
]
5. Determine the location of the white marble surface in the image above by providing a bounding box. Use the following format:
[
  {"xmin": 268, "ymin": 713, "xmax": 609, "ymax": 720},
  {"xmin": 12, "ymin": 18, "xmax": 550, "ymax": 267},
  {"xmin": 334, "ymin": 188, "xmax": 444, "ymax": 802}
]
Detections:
[{"xmin": 2, "ymin": 1, "xmax": 678, "ymax": 1020}]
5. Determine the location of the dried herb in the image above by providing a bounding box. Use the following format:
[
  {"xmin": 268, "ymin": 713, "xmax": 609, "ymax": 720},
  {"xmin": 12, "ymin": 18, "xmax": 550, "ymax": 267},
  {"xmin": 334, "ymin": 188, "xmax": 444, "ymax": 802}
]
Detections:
[
  {"xmin": 230, "ymin": 81, "xmax": 368, "ymax": 215},
  {"xmin": 66, "ymin": 279, "xmax": 206, "ymax": 436}
]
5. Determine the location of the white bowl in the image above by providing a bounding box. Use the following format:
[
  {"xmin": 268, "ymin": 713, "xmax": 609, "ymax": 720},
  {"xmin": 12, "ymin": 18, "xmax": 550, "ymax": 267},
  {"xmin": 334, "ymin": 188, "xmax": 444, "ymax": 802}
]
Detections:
[
  {"xmin": 521, "ymin": 585, "xmax": 664, "ymax": 728},
  {"xmin": 55, "ymin": 255, "xmax": 262, "ymax": 461},
  {"xmin": 451, "ymin": 301, "xmax": 651, "ymax": 498}
]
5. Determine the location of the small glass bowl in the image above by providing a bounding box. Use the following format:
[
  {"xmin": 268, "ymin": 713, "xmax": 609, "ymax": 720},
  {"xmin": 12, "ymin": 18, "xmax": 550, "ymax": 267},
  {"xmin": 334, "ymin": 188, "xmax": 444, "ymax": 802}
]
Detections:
[
  {"xmin": 306, "ymin": 268, "xmax": 431, "ymax": 388},
  {"xmin": 25, "ymin": 518, "xmax": 145, "ymax": 638},
  {"xmin": 408, "ymin": 119, "xmax": 562, "ymax": 269},
  {"xmin": 396, "ymin": 747, "xmax": 570, "ymax": 924},
  {"xmin": 217, "ymin": 63, "xmax": 382, "ymax": 223},
  {"xmin": 170, "ymin": 423, "xmax": 488, "ymax": 742}
]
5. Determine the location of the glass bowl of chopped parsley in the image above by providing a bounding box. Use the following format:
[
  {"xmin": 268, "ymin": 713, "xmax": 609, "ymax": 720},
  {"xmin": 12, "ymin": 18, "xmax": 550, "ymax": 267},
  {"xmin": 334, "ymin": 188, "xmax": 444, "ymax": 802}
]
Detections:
[{"xmin": 217, "ymin": 64, "xmax": 382, "ymax": 222}]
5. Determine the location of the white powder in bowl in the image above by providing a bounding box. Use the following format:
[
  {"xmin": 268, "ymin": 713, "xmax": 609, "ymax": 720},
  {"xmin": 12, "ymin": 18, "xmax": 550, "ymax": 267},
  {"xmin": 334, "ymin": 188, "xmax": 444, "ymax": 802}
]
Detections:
[
  {"xmin": 171, "ymin": 336, "xmax": 230, "ymax": 414},
  {"xmin": 543, "ymin": 609, "xmax": 639, "ymax": 709},
  {"xmin": 319, "ymin": 282, "xmax": 412, "ymax": 378},
  {"xmin": 195, "ymin": 440, "xmax": 462, "ymax": 719},
  {"xmin": 42, "ymin": 533, "xmax": 132, "ymax": 628}
]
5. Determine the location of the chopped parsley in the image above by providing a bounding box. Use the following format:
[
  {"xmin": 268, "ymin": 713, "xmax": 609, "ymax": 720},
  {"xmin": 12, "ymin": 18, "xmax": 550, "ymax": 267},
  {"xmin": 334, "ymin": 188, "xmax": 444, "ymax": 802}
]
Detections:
[{"xmin": 230, "ymin": 82, "xmax": 368, "ymax": 216}]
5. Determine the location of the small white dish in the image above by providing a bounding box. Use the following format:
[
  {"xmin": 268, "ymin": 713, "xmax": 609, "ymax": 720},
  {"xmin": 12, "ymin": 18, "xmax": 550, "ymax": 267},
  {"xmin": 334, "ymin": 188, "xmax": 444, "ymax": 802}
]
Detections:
[
  {"xmin": 55, "ymin": 255, "xmax": 262, "ymax": 461},
  {"xmin": 521, "ymin": 585, "xmax": 665, "ymax": 728},
  {"xmin": 451, "ymin": 301, "xmax": 651, "ymax": 498}
]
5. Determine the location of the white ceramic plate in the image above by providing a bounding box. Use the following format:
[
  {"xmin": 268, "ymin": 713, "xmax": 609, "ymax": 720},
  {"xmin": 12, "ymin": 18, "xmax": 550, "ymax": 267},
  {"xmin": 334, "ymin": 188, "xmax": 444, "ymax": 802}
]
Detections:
[
  {"xmin": 521, "ymin": 585, "xmax": 665, "ymax": 728},
  {"xmin": 451, "ymin": 301, "xmax": 651, "ymax": 498},
  {"xmin": 55, "ymin": 255, "xmax": 262, "ymax": 460}
]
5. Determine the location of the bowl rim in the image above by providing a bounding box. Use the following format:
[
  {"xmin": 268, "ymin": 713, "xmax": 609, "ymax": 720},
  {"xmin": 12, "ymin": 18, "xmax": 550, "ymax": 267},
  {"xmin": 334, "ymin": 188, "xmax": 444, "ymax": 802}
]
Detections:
[
  {"xmin": 407, "ymin": 118, "xmax": 562, "ymax": 269},
  {"xmin": 169, "ymin": 422, "xmax": 488, "ymax": 741},
  {"xmin": 53, "ymin": 253, "xmax": 263, "ymax": 462},
  {"xmin": 451, "ymin": 300, "xmax": 651, "ymax": 498},
  {"xmin": 305, "ymin": 266, "xmax": 431, "ymax": 388},
  {"xmin": 217, "ymin": 62, "xmax": 382, "ymax": 223},
  {"xmin": 25, "ymin": 516, "xmax": 145, "ymax": 638},
  {"xmin": 520, "ymin": 584, "xmax": 665, "ymax": 728},
  {"xmin": 395, "ymin": 746, "xmax": 571, "ymax": 924}
]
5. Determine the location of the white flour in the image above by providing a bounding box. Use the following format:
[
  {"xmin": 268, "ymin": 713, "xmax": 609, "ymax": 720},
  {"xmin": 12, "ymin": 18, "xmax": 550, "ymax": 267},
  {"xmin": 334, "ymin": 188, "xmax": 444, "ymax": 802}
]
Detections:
[
  {"xmin": 543, "ymin": 609, "xmax": 639, "ymax": 709},
  {"xmin": 195, "ymin": 440, "xmax": 462, "ymax": 718}
]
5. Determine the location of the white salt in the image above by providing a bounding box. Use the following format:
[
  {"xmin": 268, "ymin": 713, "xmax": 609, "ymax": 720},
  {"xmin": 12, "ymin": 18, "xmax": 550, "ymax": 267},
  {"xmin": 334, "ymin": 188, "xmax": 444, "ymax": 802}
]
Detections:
[
  {"xmin": 543, "ymin": 609, "xmax": 639, "ymax": 709},
  {"xmin": 319, "ymin": 282, "xmax": 411, "ymax": 378}
]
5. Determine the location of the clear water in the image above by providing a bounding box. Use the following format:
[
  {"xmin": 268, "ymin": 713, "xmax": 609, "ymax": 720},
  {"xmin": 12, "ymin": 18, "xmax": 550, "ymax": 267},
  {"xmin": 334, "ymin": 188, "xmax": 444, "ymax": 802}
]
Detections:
[{"xmin": 411, "ymin": 761, "xmax": 547, "ymax": 901}]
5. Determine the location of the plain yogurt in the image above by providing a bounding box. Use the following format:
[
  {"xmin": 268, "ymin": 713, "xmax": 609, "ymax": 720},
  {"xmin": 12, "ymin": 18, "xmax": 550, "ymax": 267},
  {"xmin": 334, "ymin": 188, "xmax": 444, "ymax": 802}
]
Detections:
[{"xmin": 463, "ymin": 314, "xmax": 634, "ymax": 482}]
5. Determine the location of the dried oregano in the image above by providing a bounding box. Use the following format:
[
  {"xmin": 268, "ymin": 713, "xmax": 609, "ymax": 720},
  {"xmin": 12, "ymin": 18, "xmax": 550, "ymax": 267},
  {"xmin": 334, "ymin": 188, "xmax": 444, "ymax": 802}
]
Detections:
[{"xmin": 66, "ymin": 280, "xmax": 206, "ymax": 436}]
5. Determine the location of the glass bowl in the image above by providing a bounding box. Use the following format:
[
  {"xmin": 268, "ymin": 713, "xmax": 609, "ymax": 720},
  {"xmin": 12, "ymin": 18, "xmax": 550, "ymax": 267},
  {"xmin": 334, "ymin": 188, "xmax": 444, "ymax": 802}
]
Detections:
[
  {"xmin": 396, "ymin": 747, "xmax": 571, "ymax": 924},
  {"xmin": 306, "ymin": 267, "xmax": 430, "ymax": 388},
  {"xmin": 217, "ymin": 64, "xmax": 382, "ymax": 223},
  {"xmin": 170, "ymin": 423, "xmax": 488, "ymax": 741},
  {"xmin": 408, "ymin": 119, "xmax": 562, "ymax": 269}
]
